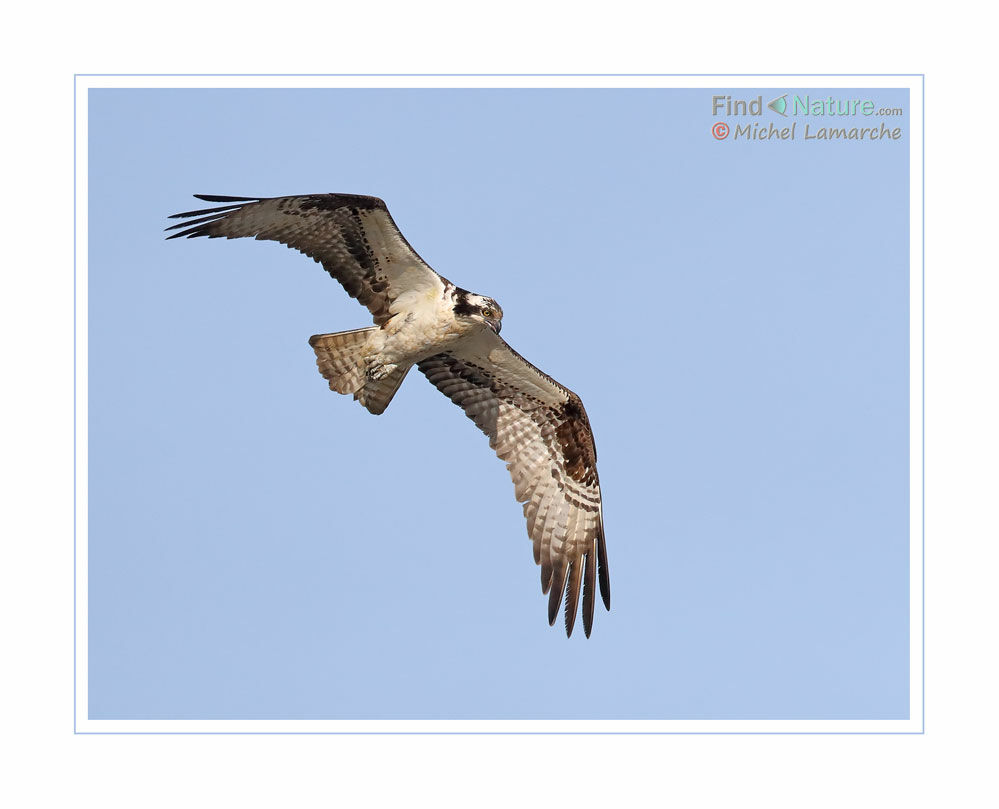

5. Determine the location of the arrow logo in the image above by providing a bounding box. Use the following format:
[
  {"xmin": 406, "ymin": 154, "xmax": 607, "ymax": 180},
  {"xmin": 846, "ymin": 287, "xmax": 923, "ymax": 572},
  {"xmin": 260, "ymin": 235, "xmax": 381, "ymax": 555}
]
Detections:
[{"xmin": 768, "ymin": 94, "xmax": 788, "ymax": 116}]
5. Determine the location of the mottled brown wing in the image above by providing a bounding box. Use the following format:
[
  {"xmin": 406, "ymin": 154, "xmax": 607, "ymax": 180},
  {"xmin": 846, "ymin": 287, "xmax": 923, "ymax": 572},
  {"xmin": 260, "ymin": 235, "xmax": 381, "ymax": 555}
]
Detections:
[
  {"xmin": 418, "ymin": 330, "xmax": 610, "ymax": 637},
  {"xmin": 166, "ymin": 194, "xmax": 446, "ymax": 325}
]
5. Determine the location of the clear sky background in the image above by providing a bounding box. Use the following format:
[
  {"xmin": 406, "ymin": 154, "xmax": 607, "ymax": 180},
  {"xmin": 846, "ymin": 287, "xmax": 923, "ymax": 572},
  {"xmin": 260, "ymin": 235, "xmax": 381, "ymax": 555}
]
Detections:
[{"xmin": 87, "ymin": 87, "xmax": 910, "ymax": 720}]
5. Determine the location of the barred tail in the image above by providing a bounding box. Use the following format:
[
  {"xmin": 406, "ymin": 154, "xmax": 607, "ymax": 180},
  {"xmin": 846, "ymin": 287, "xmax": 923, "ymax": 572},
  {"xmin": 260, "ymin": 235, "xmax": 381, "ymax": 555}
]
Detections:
[{"xmin": 308, "ymin": 328, "xmax": 411, "ymax": 415}]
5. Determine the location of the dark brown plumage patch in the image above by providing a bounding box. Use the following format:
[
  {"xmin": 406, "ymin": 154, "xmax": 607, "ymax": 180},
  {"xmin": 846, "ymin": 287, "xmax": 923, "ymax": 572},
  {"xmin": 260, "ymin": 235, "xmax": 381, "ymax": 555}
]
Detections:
[
  {"xmin": 298, "ymin": 193, "xmax": 388, "ymax": 212},
  {"xmin": 451, "ymin": 288, "xmax": 479, "ymax": 317},
  {"xmin": 554, "ymin": 396, "xmax": 599, "ymax": 485}
]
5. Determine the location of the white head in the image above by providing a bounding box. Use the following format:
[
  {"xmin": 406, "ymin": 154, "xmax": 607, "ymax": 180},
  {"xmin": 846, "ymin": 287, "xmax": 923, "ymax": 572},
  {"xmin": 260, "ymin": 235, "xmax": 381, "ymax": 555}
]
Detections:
[{"xmin": 453, "ymin": 289, "xmax": 503, "ymax": 334}]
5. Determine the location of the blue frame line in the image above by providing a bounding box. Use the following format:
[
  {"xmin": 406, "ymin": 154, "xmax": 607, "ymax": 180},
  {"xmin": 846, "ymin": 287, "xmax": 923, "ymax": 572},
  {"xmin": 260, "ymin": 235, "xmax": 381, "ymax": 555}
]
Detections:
[
  {"xmin": 921, "ymin": 73, "xmax": 926, "ymax": 734},
  {"xmin": 78, "ymin": 731, "xmax": 924, "ymax": 736},
  {"xmin": 73, "ymin": 75, "xmax": 78, "ymax": 735},
  {"xmin": 73, "ymin": 73, "xmax": 925, "ymax": 735},
  {"xmin": 75, "ymin": 72, "xmax": 924, "ymax": 78}
]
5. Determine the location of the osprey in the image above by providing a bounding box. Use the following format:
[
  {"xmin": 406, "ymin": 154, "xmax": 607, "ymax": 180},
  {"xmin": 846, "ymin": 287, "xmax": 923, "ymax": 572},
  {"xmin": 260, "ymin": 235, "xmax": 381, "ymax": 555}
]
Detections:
[{"xmin": 167, "ymin": 193, "xmax": 610, "ymax": 637}]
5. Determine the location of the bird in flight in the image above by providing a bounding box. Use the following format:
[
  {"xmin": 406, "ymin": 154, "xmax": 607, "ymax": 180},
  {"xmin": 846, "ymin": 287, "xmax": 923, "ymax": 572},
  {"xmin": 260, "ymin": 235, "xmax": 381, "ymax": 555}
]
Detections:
[{"xmin": 167, "ymin": 193, "xmax": 610, "ymax": 636}]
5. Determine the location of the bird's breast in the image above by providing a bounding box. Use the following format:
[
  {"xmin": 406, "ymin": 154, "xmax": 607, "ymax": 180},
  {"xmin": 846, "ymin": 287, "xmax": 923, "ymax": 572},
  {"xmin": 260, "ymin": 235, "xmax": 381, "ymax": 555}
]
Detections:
[{"xmin": 382, "ymin": 309, "xmax": 471, "ymax": 363}]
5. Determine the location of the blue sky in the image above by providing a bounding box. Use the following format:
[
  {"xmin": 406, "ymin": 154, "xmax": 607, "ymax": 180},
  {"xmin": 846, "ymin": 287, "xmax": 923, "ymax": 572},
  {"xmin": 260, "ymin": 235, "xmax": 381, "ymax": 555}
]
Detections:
[{"xmin": 87, "ymin": 87, "xmax": 910, "ymax": 720}]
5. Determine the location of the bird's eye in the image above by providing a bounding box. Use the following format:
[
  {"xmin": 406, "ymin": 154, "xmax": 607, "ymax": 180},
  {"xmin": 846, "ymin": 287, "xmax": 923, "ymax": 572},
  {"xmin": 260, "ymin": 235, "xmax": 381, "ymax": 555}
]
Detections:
[{"xmin": 481, "ymin": 308, "xmax": 494, "ymax": 318}]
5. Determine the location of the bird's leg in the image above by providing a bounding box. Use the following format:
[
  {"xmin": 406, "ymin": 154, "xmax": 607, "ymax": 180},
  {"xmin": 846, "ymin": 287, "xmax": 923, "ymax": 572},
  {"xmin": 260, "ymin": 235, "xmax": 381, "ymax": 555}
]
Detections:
[{"xmin": 366, "ymin": 360, "xmax": 399, "ymax": 382}]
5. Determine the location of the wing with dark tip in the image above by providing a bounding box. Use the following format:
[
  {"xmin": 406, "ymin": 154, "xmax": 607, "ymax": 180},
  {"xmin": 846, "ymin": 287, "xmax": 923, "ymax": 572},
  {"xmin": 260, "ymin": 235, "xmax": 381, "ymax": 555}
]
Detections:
[
  {"xmin": 417, "ymin": 330, "xmax": 610, "ymax": 637},
  {"xmin": 167, "ymin": 194, "xmax": 446, "ymax": 325}
]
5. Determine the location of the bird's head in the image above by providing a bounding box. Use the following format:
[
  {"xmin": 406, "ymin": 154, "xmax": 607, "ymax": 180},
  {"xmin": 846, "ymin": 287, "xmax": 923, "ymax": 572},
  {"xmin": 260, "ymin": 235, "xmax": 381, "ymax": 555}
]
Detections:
[{"xmin": 453, "ymin": 290, "xmax": 503, "ymax": 335}]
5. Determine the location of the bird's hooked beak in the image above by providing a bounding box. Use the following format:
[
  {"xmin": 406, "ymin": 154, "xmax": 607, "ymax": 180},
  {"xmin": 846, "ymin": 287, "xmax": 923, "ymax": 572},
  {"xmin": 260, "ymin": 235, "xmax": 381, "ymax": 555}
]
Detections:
[{"xmin": 485, "ymin": 316, "xmax": 502, "ymax": 335}]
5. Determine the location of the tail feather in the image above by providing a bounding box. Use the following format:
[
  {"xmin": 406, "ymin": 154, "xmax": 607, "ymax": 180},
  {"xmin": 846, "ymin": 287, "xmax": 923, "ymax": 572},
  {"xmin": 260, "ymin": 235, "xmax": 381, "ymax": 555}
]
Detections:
[
  {"xmin": 357, "ymin": 362, "xmax": 412, "ymax": 415},
  {"xmin": 308, "ymin": 328, "xmax": 411, "ymax": 415},
  {"xmin": 309, "ymin": 327, "xmax": 373, "ymax": 396}
]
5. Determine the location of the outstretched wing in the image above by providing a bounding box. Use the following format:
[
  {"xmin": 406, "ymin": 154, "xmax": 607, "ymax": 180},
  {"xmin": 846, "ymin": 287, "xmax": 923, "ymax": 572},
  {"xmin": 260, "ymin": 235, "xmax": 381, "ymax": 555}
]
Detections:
[
  {"xmin": 418, "ymin": 330, "xmax": 610, "ymax": 637},
  {"xmin": 167, "ymin": 194, "xmax": 446, "ymax": 325}
]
